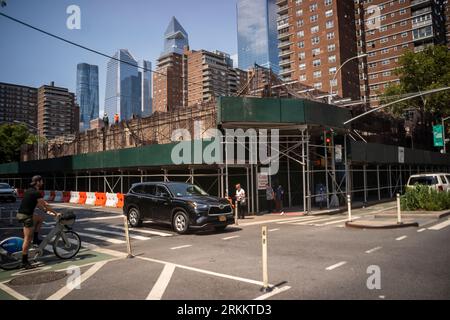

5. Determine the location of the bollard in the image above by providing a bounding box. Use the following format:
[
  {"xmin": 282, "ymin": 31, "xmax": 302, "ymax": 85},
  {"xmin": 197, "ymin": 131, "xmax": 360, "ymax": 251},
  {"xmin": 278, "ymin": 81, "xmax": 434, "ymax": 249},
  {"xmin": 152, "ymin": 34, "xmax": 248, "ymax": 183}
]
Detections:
[
  {"xmin": 261, "ymin": 225, "xmax": 271, "ymax": 292},
  {"xmin": 235, "ymin": 201, "xmax": 239, "ymax": 226},
  {"xmin": 396, "ymin": 193, "xmax": 402, "ymax": 224},
  {"xmin": 347, "ymin": 194, "xmax": 352, "ymax": 222},
  {"xmin": 123, "ymin": 216, "xmax": 134, "ymax": 258}
]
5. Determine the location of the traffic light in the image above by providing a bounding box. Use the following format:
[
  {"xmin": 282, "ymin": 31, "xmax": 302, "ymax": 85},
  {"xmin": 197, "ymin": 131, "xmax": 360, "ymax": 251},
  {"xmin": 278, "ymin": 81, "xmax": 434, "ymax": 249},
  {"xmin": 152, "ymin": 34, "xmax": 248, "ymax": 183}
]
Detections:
[{"xmin": 325, "ymin": 131, "xmax": 332, "ymax": 145}]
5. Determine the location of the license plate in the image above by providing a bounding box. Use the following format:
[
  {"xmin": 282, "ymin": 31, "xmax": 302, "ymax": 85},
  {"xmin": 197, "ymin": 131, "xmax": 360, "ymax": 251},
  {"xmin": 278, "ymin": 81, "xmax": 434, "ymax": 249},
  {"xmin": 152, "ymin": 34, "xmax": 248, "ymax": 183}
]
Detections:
[{"xmin": 219, "ymin": 216, "xmax": 226, "ymax": 222}]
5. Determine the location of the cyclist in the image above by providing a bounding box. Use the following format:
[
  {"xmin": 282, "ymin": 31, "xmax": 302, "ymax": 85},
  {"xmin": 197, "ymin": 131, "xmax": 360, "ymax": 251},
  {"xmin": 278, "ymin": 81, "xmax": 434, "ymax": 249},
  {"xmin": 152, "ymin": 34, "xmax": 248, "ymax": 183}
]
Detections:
[{"xmin": 16, "ymin": 175, "xmax": 59, "ymax": 269}]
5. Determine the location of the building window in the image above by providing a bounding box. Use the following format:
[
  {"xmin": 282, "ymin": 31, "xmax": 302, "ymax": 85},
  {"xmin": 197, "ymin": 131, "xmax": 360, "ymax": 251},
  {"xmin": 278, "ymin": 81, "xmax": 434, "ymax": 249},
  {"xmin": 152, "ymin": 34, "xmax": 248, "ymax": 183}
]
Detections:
[
  {"xmin": 296, "ymin": 9, "xmax": 303, "ymax": 16},
  {"xmin": 326, "ymin": 20, "xmax": 334, "ymax": 29},
  {"xmin": 399, "ymin": 9, "xmax": 406, "ymax": 15},
  {"xmin": 313, "ymin": 59, "xmax": 321, "ymax": 67},
  {"xmin": 313, "ymin": 82, "xmax": 323, "ymax": 89},
  {"xmin": 325, "ymin": 9, "xmax": 333, "ymax": 17},
  {"xmin": 327, "ymin": 44, "xmax": 336, "ymax": 52},
  {"xmin": 369, "ymin": 62, "xmax": 377, "ymax": 68},
  {"xmin": 327, "ymin": 32, "xmax": 335, "ymax": 40},
  {"xmin": 381, "ymin": 48, "xmax": 389, "ymax": 54},
  {"xmin": 328, "ymin": 55, "xmax": 336, "ymax": 63},
  {"xmin": 299, "ymin": 63, "xmax": 306, "ymax": 70},
  {"xmin": 401, "ymin": 32, "xmax": 408, "ymax": 38},
  {"xmin": 312, "ymin": 36, "xmax": 320, "ymax": 45},
  {"xmin": 313, "ymin": 71, "xmax": 322, "ymax": 78},
  {"xmin": 297, "ymin": 19, "xmax": 304, "ymax": 27},
  {"xmin": 380, "ymin": 26, "xmax": 387, "ymax": 32},
  {"xmin": 299, "ymin": 74, "xmax": 307, "ymax": 81},
  {"xmin": 324, "ymin": 0, "xmax": 332, "ymax": 5},
  {"xmin": 383, "ymin": 71, "xmax": 391, "ymax": 77},
  {"xmin": 310, "ymin": 4, "xmax": 318, "ymax": 12},
  {"xmin": 298, "ymin": 41, "xmax": 305, "ymax": 48},
  {"xmin": 329, "ymin": 67, "xmax": 337, "ymax": 75},
  {"xmin": 400, "ymin": 21, "xmax": 407, "ymax": 26},
  {"xmin": 380, "ymin": 38, "xmax": 388, "ymax": 43},
  {"xmin": 369, "ymin": 74, "xmax": 378, "ymax": 79},
  {"xmin": 297, "ymin": 30, "xmax": 305, "ymax": 38},
  {"xmin": 382, "ymin": 59, "xmax": 390, "ymax": 65},
  {"xmin": 310, "ymin": 14, "xmax": 318, "ymax": 22},
  {"xmin": 311, "ymin": 25, "xmax": 319, "ymax": 33},
  {"xmin": 298, "ymin": 52, "xmax": 306, "ymax": 60},
  {"xmin": 368, "ymin": 51, "xmax": 376, "ymax": 57},
  {"xmin": 312, "ymin": 48, "xmax": 321, "ymax": 56}
]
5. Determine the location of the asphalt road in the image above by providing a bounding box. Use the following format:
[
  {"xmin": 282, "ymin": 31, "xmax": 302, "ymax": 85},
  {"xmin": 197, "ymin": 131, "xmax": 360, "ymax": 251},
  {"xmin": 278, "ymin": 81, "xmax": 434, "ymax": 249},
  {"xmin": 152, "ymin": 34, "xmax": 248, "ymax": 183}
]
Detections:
[{"xmin": 1, "ymin": 201, "xmax": 449, "ymax": 300}]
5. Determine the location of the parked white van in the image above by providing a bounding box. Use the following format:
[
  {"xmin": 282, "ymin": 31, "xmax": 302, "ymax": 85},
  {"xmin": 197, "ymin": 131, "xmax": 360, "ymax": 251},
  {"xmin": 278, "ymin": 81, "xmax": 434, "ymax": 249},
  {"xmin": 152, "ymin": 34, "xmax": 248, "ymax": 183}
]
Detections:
[{"xmin": 406, "ymin": 173, "xmax": 450, "ymax": 192}]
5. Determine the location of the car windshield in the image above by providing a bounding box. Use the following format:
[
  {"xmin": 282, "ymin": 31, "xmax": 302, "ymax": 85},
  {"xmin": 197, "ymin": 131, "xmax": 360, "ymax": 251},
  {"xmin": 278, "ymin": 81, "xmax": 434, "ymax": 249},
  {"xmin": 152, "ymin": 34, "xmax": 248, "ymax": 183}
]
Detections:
[
  {"xmin": 408, "ymin": 176, "xmax": 437, "ymax": 186},
  {"xmin": 0, "ymin": 183, "xmax": 10, "ymax": 189},
  {"xmin": 168, "ymin": 184, "xmax": 209, "ymax": 197}
]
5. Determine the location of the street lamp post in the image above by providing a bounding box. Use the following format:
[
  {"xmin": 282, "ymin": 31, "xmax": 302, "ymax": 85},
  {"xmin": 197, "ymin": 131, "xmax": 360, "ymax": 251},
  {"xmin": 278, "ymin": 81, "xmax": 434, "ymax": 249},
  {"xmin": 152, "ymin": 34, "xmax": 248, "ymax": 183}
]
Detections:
[
  {"xmin": 328, "ymin": 53, "xmax": 368, "ymax": 105},
  {"xmin": 443, "ymin": 116, "xmax": 450, "ymax": 154},
  {"xmin": 14, "ymin": 121, "xmax": 40, "ymax": 160}
]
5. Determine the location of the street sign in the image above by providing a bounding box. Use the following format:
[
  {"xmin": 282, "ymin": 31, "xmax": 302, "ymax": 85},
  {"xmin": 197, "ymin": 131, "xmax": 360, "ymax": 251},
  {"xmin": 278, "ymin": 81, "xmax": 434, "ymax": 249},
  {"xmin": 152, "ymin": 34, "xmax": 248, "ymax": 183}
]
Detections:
[
  {"xmin": 398, "ymin": 147, "xmax": 404, "ymax": 164},
  {"xmin": 257, "ymin": 173, "xmax": 269, "ymax": 190},
  {"xmin": 433, "ymin": 125, "xmax": 444, "ymax": 147}
]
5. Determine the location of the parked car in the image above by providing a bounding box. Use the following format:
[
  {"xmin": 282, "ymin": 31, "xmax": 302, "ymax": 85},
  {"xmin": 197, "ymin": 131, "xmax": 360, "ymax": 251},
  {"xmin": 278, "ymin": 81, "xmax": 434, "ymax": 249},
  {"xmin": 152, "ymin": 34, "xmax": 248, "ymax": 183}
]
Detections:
[
  {"xmin": 406, "ymin": 173, "xmax": 450, "ymax": 192},
  {"xmin": 0, "ymin": 183, "xmax": 17, "ymax": 202},
  {"xmin": 123, "ymin": 182, "xmax": 235, "ymax": 234}
]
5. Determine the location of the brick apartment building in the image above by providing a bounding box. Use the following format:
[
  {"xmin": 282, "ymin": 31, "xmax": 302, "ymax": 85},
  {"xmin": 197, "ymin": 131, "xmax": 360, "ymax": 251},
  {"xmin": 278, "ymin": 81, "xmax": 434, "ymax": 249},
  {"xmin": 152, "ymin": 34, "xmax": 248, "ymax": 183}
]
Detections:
[
  {"xmin": 355, "ymin": 0, "xmax": 447, "ymax": 107},
  {"xmin": 276, "ymin": 0, "xmax": 361, "ymax": 101},
  {"xmin": 37, "ymin": 82, "xmax": 79, "ymax": 139}
]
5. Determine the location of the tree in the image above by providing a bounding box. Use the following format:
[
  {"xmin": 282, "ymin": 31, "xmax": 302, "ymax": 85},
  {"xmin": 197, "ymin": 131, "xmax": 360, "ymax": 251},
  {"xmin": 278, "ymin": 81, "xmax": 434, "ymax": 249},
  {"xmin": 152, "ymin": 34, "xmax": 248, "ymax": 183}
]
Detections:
[
  {"xmin": 0, "ymin": 124, "xmax": 38, "ymax": 163},
  {"xmin": 380, "ymin": 45, "xmax": 450, "ymax": 117}
]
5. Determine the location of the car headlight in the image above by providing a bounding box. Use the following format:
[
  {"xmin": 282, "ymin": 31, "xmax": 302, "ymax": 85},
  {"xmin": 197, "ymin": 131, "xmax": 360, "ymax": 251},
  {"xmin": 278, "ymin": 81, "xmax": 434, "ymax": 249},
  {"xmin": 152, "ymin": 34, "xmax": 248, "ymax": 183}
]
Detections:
[{"xmin": 188, "ymin": 202, "xmax": 208, "ymax": 210}]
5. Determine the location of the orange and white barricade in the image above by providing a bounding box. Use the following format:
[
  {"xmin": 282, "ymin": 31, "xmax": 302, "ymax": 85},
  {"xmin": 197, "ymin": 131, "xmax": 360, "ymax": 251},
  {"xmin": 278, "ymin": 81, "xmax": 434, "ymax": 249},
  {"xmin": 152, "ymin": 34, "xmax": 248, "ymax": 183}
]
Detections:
[
  {"xmin": 116, "ymin": 193, "xmax": 124, "ymax": 208},
  {"xmin": 53, "ymin": 191, "xmax": 64, "ymax": 202},
  {"xmin": 78, "ymin": 192, "xmax": 87, "ymax": 204},
  {"xmin": 85, "ymin": 192, "xmax": 96, "ymax": 205},
  {"xmin": 105, "ymin": 193, "xmax": 118, "ymax": 207},
  {"xmin": 95, "ymin": 192, "xmax": 107, "ymax": 206},
  {"xmin": 69, "ymin": 191, "xmax": 80, "ymax": 204},
  {"xmin": 43, "ymin": 190, "xmax": 52, "ymax": 201}
]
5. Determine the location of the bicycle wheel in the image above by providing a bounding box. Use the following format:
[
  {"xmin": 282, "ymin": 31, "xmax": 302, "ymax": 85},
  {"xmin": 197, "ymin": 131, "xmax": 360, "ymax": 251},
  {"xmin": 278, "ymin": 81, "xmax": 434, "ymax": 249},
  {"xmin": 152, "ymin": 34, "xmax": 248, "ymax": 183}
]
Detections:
[
  {"xmin": 0, "ymin": 254, "xmax": 21, "ymax": 270},
  {"xmin": 53, "ymin": 231, "xmax": 81, "ymax": 259}
]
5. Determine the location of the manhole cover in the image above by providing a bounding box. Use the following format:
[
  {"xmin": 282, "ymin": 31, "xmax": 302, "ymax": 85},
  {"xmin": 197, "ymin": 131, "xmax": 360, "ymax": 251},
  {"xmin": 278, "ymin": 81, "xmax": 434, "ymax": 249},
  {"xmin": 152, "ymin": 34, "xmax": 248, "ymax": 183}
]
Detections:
[{"xmin": 8, "ymin": 271, "xmax": 68, "ymax": 286}]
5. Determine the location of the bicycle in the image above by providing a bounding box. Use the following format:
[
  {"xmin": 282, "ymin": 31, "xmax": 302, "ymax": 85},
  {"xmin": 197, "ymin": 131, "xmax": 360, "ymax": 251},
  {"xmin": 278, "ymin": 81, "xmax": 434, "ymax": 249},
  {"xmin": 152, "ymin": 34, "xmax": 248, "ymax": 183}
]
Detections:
[{"xmin": 0, "ymin": 211, "xmax": 81, "ymax": 270}]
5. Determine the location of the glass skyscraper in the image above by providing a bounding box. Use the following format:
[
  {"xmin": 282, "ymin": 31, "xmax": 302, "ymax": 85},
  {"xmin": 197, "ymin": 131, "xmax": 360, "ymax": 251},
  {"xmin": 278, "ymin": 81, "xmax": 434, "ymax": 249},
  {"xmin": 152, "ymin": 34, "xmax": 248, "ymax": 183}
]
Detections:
[
  {"xmin": 139, "ymin": 60, "xmax": 152, "ymax": 117},
  {"xmin": 104, "ymin": 49, "xmax": 141, "ymax": 122},
  {"xmin": 76, "ymin": 63, "xmax": 99, "ymax": 131},
  {"xmin": 163, "ymin": 16, "xmax": 189, "ymax": 55},
  {"xmin": 237, "ymin": 0, "xmax": 279, "ymax": 74}
]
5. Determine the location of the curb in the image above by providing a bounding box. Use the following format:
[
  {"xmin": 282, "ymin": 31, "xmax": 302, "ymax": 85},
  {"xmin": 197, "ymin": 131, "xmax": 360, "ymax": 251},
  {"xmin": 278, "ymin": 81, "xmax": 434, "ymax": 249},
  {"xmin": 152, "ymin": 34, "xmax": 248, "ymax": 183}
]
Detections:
[
  {"xmin": 375, "ymin": 211, "xmax": 450, "ymax": 219},
  {"xmin": 345, "ymin": 221, "xmax": 419, "ymax": 229}
]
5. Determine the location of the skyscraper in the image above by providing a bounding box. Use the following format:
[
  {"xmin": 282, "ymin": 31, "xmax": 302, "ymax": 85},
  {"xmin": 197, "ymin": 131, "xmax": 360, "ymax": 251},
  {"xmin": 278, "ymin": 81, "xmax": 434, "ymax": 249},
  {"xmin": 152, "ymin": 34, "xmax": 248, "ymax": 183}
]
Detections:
[
  {"xmin": 163, "ymin": 16, "xmax": 189, "ymax": 55},
  {"xmin": 104, "ymin": 49, "xmax": 141, "ymax": 122},
  {"xmin": 153, "ymin": 17, "xmax": 189, "ymax": 113},
  {"xmin": 76, "ymin": 63, "xmax": 99, "ymax": 131},
  {"xmin": 237, "ymin": 0, "xmax": 279, "ymax": 74},
  {"xmin": 138, "ymin": 60, "xmax": 152, "ymax": 117}
]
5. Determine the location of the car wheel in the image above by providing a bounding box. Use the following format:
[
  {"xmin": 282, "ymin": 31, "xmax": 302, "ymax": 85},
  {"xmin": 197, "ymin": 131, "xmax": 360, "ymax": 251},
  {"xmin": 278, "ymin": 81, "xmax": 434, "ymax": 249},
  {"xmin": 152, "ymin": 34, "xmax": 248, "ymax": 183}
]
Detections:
[
  {"xmin": 214, "ymin": 225, "xmax": 227, "ymax": 232},
  {"xmin": 173, "ymin": 211, "xmax": 189, "ymax": 234},
  {"xmin": 128, "ymin": 207, "xmax": 142, "ymax": 227}
]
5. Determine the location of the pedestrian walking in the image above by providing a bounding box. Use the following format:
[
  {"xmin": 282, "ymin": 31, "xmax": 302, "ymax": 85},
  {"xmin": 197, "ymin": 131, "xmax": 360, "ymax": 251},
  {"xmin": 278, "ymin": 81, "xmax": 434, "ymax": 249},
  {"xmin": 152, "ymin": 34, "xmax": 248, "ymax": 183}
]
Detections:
[
  {"xmin": 265, "ymin": 183, "xmax": 275, "ymax": 213},
  {"xmin": 235, "ymin": 183, "xmax": 247, "ymax": 219},
  {"xmin": 275, "ymin": 184, "xmax": 284, "ymax": 214}
]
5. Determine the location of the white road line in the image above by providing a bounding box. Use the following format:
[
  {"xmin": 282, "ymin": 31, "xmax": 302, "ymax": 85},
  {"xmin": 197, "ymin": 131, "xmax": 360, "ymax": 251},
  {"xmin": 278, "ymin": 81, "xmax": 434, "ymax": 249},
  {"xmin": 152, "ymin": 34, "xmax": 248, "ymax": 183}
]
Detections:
[
  {"xmin": 268, "ymin": 228, "xmax": 279, "ymax": 232},
  {"xmin": 295, "ymin": 216, "xmax": 352, "ymax": 225},
  {"xmin": 326, "ymin": 261, "xmax": 347, "ymax": 271},
  {"xmin": 396, "ymin": 235, "xmax": 407, "ymax": 241},
  {"xmin": 77, "ymin": 215, "xmax": 124, "ymax": 222},
  {"xmin": 253, "ymin": 285, "xmax": 291, "ymax": 300},
  {"xmin": 146, "ymin": 263, "xmax": 176, "ymax": 300},
  {"xmin": 417, "ymin": 228, "xmax": 427, "ymax": 233},
  {"xmin": 0, "ymin": 282, "xmax": 29, "ymax": 300},
  {"xmin": 108, "ymin": 225, "xmax": 173, "ymax": 237},
  {"xmin": 240, "ymin": 216, "xmax": 309, "ymax": 226},
  {"xmin": 222, "ymin": 236, "xmax": 240, "ymax": 240},
  {"xmin": 365, "ymin": 246, "xmax": 382, "ymax": 254},
  {"xmin": 315, "ymin": 217, "xmax": 357, "ymax": 226},
  {"xmin": 47, "ymin": 260, "xmax": 108, "ymax": 300},
  {"xmin": 276, "ymin": 216, "xmax": 322, "ymax": 224},
  {"xmin": 76, "ymin": 231, "xmax": 125, "ymax": 244},
  {"xmin": 170, "ymin": 245, "xmax": 192, "ymax": 250},
  {"xmin": 428, "ymin": 219, "xmax": 450, "ymax": 231},
  {"xmin": 136, "ymin": 256, "xmax": 272, "ymax": 287},
  {"xmin": 84, "ymin": 227, "xmax": 149, "ymax": 241}
]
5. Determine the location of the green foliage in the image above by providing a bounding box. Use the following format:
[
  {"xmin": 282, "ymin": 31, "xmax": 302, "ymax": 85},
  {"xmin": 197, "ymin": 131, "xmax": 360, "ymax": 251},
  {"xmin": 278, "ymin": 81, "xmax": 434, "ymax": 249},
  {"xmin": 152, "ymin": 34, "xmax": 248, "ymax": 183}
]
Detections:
[
  {"xmin": 0, "ymin": 124, "xmax": 37, "ymax": 163},
  {"xmin": 401, "ymin": 184, "xmax": 450, "ymax": 211},
  {"xmin": 380, "ymin": 45, "xmax": 450, "ymax": 116}
]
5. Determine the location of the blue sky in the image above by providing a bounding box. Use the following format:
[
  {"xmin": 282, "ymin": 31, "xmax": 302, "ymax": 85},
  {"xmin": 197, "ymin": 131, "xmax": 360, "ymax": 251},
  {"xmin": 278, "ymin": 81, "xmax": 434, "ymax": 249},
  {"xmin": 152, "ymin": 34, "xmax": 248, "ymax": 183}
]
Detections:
[{"xmin": 0, "ymin": 0, "xmax": 238, "ymax": 113}]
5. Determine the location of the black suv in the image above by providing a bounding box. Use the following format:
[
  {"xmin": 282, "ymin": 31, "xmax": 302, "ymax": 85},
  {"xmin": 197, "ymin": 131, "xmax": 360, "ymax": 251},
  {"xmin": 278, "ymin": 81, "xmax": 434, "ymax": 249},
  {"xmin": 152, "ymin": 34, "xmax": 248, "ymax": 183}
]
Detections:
[{"xmin": 123, "ymin": 182, "xmax": 234, "ymax": 234}]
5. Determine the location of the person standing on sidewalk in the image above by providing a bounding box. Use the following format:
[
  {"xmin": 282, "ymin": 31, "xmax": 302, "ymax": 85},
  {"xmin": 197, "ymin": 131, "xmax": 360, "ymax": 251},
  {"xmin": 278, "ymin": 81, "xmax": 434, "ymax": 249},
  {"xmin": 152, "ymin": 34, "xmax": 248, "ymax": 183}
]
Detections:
[
  {"xmin": 265, "ymin": 184, "xmax": 275, "ymax": 213},
  {"xmin": 275, "ymin": 184, "xmax": 285, "ymax": 215},
  {"xmin": 235, "ymin": 184, "xmax": 247, "ymax": 219}
]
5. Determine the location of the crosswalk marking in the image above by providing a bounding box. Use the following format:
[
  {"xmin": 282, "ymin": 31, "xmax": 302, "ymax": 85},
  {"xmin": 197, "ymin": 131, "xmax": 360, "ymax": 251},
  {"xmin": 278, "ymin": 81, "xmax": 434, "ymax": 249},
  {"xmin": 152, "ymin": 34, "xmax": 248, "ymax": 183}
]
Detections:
[
  {"xmin": 293, "ymin": 216, "xmax": 347, "ymax": 225},
  {"xmin": 428, "ymin": 219, "xmax": 450, "ymax": 231},
  {"xmin": 84, "ymin": 228, "xmax": 150, "ymax": 241},
  {"xmin": 76, "ymin": 231, "xmax": 125, "ymax": 244},
  {"xmin": 314, "ymin": 217, "xmax": 356, "ymax": 226},
  {"xmin": 276, "ymin": 216, "xmax": 322, "ymax": 224},
  {"xmin": 108, "ymin": 225, "xmax": 173, "ymax": 237},
  {"xmin": 326, "ymin": 261, "xmax": 347, "ymax": 270}
]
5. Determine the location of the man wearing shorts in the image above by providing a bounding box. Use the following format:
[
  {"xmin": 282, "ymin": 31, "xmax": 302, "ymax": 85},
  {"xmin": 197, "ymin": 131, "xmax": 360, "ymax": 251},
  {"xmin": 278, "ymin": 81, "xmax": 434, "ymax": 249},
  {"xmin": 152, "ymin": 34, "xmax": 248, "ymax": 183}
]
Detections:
[{"xmin": 16, "ymin": 175, "xmax": 59, "ymax": 269}]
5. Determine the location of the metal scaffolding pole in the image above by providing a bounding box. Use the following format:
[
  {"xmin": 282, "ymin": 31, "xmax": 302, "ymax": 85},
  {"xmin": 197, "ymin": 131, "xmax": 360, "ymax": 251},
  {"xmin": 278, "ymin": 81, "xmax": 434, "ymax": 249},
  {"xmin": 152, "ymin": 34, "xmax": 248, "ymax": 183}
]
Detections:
[
  {"xmin": 220, "ymin": 167, "xmax": 224, "ymax": 197},
  {"xmin": 399, "ymin": 165, "xmax": 403, "ymax": 193},
  {"xmin": 344, "ymin": 134, "xmax": 350, "ymax": 197},
  {"xmin": 389, "ymin": 165, "xmax": 392, "ymax": 197},
  {"xmin": 75, "ymin": 174, "xmax": 78, "ymax": 191},
  {"xmin": 120, "ymin": 171, "xmax": 123, "ymax": 194},
  {"xmin": 88, "ymin": 172, "xmax": 91, "ymax": 192},
  {"xmin": 324, "ymin": 131, "xmax": 330, "ymax": 208},
  {"xmin": 302, "ymin": 130, "xmax": 307, "ymax": 213},
  {"xmin": 63, "ymin": 174, "xmax": 66, "ymax": 191},
  {"xmin": 246, "ymin": 166, "xmax": 250, "ymax": 212},
  {"xmin": 251, "ymin": 165, "xmax": 255, "ymax": 214},
  {"xmin": 306, "ymin": 130, "xmax": 311, "ymax": 213},
  {"xmin": 377, "ymin": 165, "xmax": 380, "ymax": 200},
  {"xmin": 286, "ymin": 140, "xmax": 292, "ymax": 208},
  {"xmin": 363, "ymin": 165, "xmax": 367, "ymax": 204}
]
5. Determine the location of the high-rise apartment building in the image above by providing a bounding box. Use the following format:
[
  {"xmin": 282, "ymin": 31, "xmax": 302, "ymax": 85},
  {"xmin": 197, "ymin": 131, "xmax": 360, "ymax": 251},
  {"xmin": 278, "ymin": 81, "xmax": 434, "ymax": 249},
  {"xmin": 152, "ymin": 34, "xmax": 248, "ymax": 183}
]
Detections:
[
  {"xmin": 276, "ymin": 0, "xmax": 360, "ymax": 101},
  {"xmin": 355, "ymin": 0, "xmax": 447, "ymax": 107},
  {"xmin": 0, "ymin": 82, "xmax": 38, "ymax": 133},
  {"xmin": 138, "ymin": 60, "xmax": 153, "ymax": 117},
  {"xmin": 37, "ymin": 82, "xmax": 79, "ymax": 139},
  {"xmin": 237, "ymin": 0, "xmax": 280, "ymax": 74},
  {"xmin": 104, "ymin": 49, "xmax": 141, "ymax": 121},
  {"xmin": 76, "ymin": 63, "xmax": 99, "ymax": 131}
]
